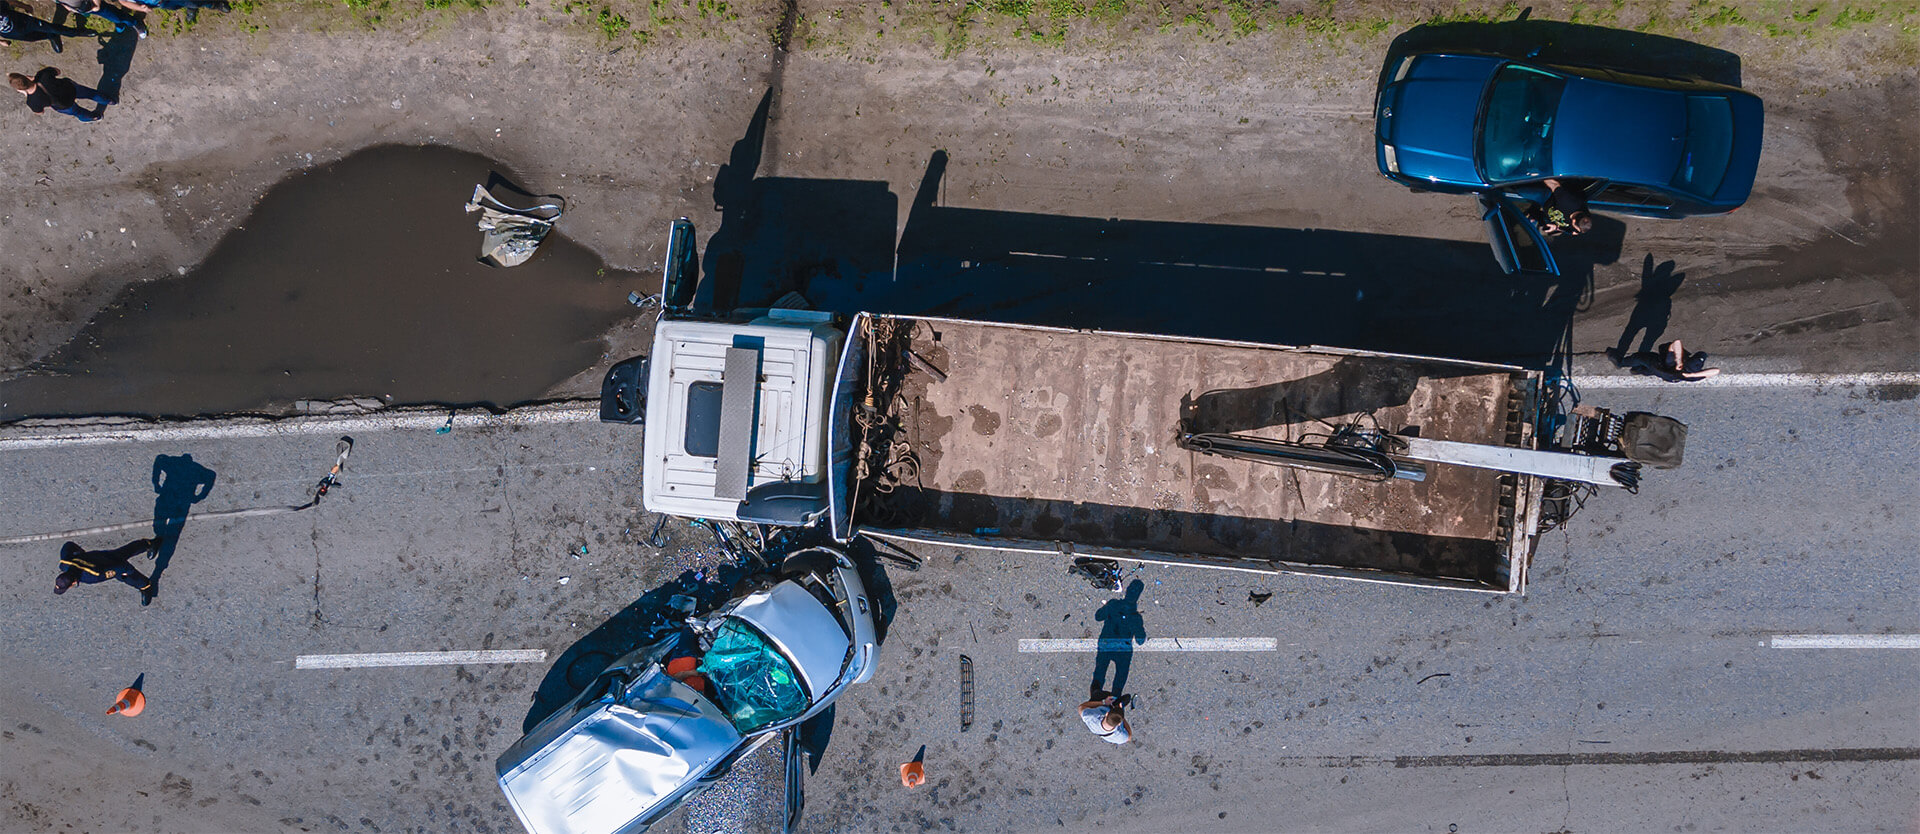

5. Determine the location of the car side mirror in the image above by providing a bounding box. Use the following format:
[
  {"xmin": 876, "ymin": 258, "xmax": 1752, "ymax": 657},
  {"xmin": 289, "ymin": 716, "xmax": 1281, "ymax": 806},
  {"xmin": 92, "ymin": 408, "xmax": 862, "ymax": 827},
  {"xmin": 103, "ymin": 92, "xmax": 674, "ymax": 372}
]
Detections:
[{"xmin": 662, "ymin": 217, "xmax": 700, "ymax": 313}]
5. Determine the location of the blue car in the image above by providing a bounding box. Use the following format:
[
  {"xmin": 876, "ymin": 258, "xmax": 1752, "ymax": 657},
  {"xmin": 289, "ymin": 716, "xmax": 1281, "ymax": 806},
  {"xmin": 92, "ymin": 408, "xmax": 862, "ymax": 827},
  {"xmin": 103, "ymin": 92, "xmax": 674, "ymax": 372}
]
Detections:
[{"xmin": 1374, "ymin": 52, "xmax": 1763, "ymax": 274}]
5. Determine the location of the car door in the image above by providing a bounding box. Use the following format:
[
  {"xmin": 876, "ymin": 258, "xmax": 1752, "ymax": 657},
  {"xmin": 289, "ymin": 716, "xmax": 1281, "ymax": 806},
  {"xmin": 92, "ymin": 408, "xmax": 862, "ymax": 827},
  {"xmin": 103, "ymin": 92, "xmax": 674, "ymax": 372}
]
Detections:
[
  {"xmin": 1479, "ymin": 193, "xmax": 1560, "ymax": 276},
  {"xmin": 1587, "ymin": 182, "xmax": 1679, "ymax": 218}
]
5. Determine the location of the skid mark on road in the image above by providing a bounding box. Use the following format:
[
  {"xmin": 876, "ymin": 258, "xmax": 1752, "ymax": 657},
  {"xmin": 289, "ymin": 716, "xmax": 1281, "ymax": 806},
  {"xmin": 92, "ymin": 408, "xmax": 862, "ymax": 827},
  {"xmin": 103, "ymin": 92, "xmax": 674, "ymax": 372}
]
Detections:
[{"xmin": 294, "ymin": 649, "xmax": 547, "ymax": 669}]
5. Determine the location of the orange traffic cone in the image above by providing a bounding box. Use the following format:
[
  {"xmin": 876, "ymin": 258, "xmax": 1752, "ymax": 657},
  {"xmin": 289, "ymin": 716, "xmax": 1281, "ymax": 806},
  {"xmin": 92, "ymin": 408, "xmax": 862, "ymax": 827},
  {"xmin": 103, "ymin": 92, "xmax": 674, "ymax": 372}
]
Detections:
[
  {"xmin": 106, "ymin": 688, "xmax": 145, "ymax": 717},
  {"xmin": 899, "ymin": 760, "xmax": 925, "ymax": 788}
]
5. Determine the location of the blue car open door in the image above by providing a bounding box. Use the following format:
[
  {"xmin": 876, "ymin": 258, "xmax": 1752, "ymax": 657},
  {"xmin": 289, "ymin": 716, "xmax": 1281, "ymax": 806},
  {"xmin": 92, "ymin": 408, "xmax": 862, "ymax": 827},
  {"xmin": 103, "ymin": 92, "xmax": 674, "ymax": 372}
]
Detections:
[{"xmin": 1480, "ymin": 194, "xmax": 1560, "ymax": 276}]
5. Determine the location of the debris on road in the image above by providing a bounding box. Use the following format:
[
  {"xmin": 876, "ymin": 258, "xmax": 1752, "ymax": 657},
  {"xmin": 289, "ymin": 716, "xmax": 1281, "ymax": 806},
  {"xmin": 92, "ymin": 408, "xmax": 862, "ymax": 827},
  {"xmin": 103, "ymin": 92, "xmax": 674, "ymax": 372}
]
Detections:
[
  {"xmin": 464, "ymin": 184, "xmax": 563, "ymax": 268},
  {"xmin": 1069, "ymin": 557, "xmax": 1122, "ymax": 592}
]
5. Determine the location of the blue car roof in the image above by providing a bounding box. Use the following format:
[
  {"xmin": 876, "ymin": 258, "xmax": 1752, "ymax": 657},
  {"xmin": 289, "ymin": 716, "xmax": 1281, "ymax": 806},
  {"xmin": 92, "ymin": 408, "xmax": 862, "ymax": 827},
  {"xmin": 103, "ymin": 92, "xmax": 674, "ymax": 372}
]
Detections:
[{"xmin": 1536, "ymin": 76, "xmax": 1687, "ymax": 188}]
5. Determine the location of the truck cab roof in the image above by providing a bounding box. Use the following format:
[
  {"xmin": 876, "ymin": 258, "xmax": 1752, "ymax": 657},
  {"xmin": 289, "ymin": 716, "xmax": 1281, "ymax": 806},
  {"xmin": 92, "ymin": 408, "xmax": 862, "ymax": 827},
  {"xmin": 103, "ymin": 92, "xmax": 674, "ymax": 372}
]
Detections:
[{"xmin": 642, "ymin": 313, "xmax": 842, "ymax": 521}]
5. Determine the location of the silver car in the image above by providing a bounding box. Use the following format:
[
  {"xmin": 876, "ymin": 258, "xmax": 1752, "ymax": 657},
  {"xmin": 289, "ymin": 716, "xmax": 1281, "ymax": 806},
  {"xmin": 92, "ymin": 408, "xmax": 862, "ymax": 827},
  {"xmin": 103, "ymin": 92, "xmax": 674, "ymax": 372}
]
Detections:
[{"xmin": 496, "ymin": 547, "xmax": 879, "ymax": 834}]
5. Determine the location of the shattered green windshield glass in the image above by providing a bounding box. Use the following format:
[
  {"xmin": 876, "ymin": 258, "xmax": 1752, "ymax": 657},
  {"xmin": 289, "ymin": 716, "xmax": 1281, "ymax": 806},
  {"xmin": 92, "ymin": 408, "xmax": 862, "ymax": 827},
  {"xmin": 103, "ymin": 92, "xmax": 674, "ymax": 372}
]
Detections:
[{"xmin": 699, "ymin": 619, "xmax": 809, "ymax": 733}]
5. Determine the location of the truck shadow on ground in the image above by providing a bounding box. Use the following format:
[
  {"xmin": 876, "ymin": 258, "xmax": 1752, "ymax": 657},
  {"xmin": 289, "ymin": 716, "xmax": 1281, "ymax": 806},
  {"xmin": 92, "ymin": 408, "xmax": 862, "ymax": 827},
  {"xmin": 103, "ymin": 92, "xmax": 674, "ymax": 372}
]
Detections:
[
  {"xmin": 1383, "ymin": 16, "xmax": 1744, "ymax": 89},
  {"xmin": 702, "ymin": 142, "xmax": 1621, "ymax": 373}
]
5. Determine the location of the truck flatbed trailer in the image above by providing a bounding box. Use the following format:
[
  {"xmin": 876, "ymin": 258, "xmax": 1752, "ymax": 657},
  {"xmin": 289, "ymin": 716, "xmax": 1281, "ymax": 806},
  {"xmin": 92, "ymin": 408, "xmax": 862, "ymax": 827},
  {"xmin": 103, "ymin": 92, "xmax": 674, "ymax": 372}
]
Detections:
[{"xmin": 846, "ymin": 314, "xmax": 1541, "ymax": 593}]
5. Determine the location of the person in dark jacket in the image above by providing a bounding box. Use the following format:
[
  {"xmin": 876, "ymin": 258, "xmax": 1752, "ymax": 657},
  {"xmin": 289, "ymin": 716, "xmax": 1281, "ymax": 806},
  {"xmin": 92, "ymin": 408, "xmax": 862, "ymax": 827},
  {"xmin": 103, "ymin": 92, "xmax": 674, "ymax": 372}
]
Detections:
[
  {"xmin": 55, "ymin": 539, "xmax": 160, "ymax": 605},
  {"xmin": 0, "ymin": 3, "xmax": 91, "ymax": 53},
  {"xmin": 9, "ymin": 66, "xmax": 111, "ymax": 121},
  {"xmin": 1524, "ymin": 177, "xmax": 1593, "ymax": 237},
  {"xmin": 54, "ymin": 0, "xmax": 144, "ymax": 37}
]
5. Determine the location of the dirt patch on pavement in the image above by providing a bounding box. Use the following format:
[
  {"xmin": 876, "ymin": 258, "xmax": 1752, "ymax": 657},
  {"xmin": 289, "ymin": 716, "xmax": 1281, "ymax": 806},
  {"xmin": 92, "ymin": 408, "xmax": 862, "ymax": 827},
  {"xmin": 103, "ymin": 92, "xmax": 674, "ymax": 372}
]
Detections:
[{"xmin": 0, "ymin": 144, "xmax": 642, "ymax": 420}]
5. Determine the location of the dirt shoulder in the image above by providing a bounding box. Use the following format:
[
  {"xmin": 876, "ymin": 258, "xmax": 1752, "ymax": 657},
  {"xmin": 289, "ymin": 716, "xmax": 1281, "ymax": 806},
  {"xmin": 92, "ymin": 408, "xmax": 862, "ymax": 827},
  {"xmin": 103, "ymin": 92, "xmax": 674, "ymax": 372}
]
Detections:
[{"xmin": 0, "ymin": 0, "xmax": 1913, "ymax": 389}]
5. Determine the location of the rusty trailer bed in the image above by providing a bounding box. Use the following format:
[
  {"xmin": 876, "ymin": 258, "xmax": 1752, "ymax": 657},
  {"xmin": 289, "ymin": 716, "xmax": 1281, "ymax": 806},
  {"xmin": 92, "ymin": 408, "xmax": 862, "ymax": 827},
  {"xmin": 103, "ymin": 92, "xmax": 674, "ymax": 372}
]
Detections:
[{"xmin": 851, "ymin": 315, "xmax": 1542, "ymax": 593}]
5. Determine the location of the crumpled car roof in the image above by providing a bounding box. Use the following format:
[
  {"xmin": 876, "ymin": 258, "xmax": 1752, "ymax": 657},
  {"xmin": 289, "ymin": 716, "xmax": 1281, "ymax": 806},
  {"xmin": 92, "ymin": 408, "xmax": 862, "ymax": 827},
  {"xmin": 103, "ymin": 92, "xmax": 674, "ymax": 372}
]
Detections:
[{"xmin": 498, "ymin": 667, "xmax": 742, "ymax": 834}]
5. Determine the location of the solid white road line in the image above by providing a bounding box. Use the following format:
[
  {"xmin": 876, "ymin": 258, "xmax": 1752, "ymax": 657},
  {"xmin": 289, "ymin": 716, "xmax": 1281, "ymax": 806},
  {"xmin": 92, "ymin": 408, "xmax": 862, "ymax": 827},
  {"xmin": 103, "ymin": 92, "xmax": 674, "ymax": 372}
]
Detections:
[
  {"xmin": 1573, "ymin": 371, "xmax": 1920, "ymax": 390},
  {"xmin": 1766, "ymin": 634, "xmax": 1920, "ymax": 649},
  {"xmin": 0, "ymin": 402, "xmax": 600, "ymax": 449},
  {"xmin": 294, "ymin": 649, "xmax": 549, "ymax": 669},
  {"xmin": 1018, "ymin": 637, "xmax": 1278, "ymax": 652}
]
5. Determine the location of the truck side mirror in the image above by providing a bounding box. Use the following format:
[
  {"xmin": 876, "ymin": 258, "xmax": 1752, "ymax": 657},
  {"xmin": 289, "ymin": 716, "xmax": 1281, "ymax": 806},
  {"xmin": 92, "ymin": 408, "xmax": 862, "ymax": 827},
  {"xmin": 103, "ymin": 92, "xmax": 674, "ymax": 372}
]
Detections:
[
  {"xmin": 663, "ymin": 217, "xmax": 700, "ymax": 313},
  {"xmin": 600, "ymin": 356, "xmax": 649, "ymax": 424}
]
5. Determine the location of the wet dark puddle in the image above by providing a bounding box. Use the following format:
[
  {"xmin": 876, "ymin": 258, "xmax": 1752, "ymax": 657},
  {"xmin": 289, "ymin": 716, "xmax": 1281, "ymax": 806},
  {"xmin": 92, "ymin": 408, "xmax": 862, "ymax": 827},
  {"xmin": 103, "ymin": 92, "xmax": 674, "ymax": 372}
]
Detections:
[{"xmin": 0, "ymin": 145, "xmax": 643, "ymax": 421}]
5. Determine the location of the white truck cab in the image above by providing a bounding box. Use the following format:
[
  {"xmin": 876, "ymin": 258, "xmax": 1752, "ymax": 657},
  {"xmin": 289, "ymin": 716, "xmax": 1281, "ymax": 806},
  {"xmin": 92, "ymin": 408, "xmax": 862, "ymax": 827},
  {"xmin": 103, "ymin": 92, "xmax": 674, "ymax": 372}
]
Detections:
[{"xmin": 640, "ymin": 311, "xmax": 842, "ymax": 524}]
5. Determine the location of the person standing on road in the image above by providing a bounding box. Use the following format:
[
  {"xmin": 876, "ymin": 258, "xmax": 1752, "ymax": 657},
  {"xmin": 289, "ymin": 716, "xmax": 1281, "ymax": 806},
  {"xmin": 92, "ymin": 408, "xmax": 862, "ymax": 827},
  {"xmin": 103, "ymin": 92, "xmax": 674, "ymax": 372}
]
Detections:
[
  {"xmin": 0, "ymin": 3, "xmax": 92, "ymax": 53},
  {"xmin": 54, "ymin": 539, "xmax": 160, "ymax": 605},
  {"xmin": 1078, "ymin": 693, "xmax": 1134, "ymax": 744},
  {"xmin": 53, "ymin": 0, "xmax": 145, "ymax": 37},
  {"xmin": 9, "ymin": 67, "xmax": 111, "ymax": 121}
]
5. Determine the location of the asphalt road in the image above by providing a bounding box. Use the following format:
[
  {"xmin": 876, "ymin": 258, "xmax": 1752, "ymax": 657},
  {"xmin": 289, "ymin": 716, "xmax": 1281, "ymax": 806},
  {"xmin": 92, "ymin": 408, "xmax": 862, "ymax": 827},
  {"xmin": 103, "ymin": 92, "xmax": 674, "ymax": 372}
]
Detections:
[{"xmin": 0, "ymin": 379, "xmax": 1913, "ymax": 833}]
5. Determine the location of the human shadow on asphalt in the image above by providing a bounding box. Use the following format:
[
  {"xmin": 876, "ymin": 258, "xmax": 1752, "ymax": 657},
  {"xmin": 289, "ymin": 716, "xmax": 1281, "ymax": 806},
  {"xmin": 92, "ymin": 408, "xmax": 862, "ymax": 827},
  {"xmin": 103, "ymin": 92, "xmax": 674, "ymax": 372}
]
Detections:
[
  {"xmin": 1382, "ymin": 16, "xmax": 1744, "ymax": 89},
  {"xmin": 1614, "ymin": 253, "xmax": 1686, "ymax": 356},
  {"xmin": 1090, "ymin": 579, "xmax": 1146, "ymax": 700},
  {"xmin": 150, "ymin": 452, "xmax": 215, "ymax": 599}
]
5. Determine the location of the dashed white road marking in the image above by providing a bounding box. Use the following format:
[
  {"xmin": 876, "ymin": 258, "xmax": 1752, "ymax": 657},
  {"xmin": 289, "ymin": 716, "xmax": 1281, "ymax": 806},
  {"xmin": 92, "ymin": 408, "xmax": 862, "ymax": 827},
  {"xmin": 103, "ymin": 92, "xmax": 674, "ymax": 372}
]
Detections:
[
  {"xmin": 1019, "ymin": 637, "xmax": 1277, "ymax": 652},
  {"xmin": 294, "ymin": 649, "xmax": 548, "ymax": 669},
  {"xmin": 1574, "ymin": 371, "xmax": 1920, "ymax": 390},
  {"xmin": 1765, "ymin": 634, "xmax": 1920, "ymax": 649},
  {"xmin": 0, "ymin": 402, "xmax": 600, "ymax": 449}
]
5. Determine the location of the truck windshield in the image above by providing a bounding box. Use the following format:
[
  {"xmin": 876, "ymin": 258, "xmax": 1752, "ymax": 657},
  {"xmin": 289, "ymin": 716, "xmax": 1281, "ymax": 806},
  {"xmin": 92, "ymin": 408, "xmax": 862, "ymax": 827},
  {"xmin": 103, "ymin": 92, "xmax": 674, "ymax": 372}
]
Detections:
[
  {"xmin": 698, "ymin": 619, "xmax": 809, "ymax": 733},
  {"xmin": 1477, "ymin": 65, "xmax": 1567, "ymax": 183}
]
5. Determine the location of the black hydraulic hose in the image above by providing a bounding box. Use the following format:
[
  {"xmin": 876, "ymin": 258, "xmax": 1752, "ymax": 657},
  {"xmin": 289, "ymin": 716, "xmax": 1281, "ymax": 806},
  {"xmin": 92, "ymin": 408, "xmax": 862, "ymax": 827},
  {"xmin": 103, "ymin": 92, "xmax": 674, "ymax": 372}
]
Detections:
[{"xmin": 1179, "ymin": 432, "xmax": 1399, "ymax": 482}]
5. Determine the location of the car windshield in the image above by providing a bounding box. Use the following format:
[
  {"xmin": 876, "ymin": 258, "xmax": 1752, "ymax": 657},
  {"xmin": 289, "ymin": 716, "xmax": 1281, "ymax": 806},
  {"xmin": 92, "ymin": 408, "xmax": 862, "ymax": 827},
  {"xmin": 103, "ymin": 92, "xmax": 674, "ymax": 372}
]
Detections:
[
  {"xmin": 1477, "ymin": 65, "xmax": 1567, "ymax": 183},
  {"xmin": 698, "ymin": 618, "xmax": 809, "ymax": 733},
  {"xmin": 1672, "ymin": 95, "xmax": 1734, "ymax": 198}
]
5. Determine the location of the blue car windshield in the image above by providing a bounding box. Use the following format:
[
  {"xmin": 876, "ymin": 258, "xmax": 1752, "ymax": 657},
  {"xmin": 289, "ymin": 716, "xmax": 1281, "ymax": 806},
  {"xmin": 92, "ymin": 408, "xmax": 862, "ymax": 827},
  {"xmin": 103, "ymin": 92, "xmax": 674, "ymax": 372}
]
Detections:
[
  {"xmin": 1672, "ymin": 95, "xmax": 1734, "ymax": 198},
  {"xmin": 1477, "ymin": 65, "xmax": 1568, "ymax": 183}
]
